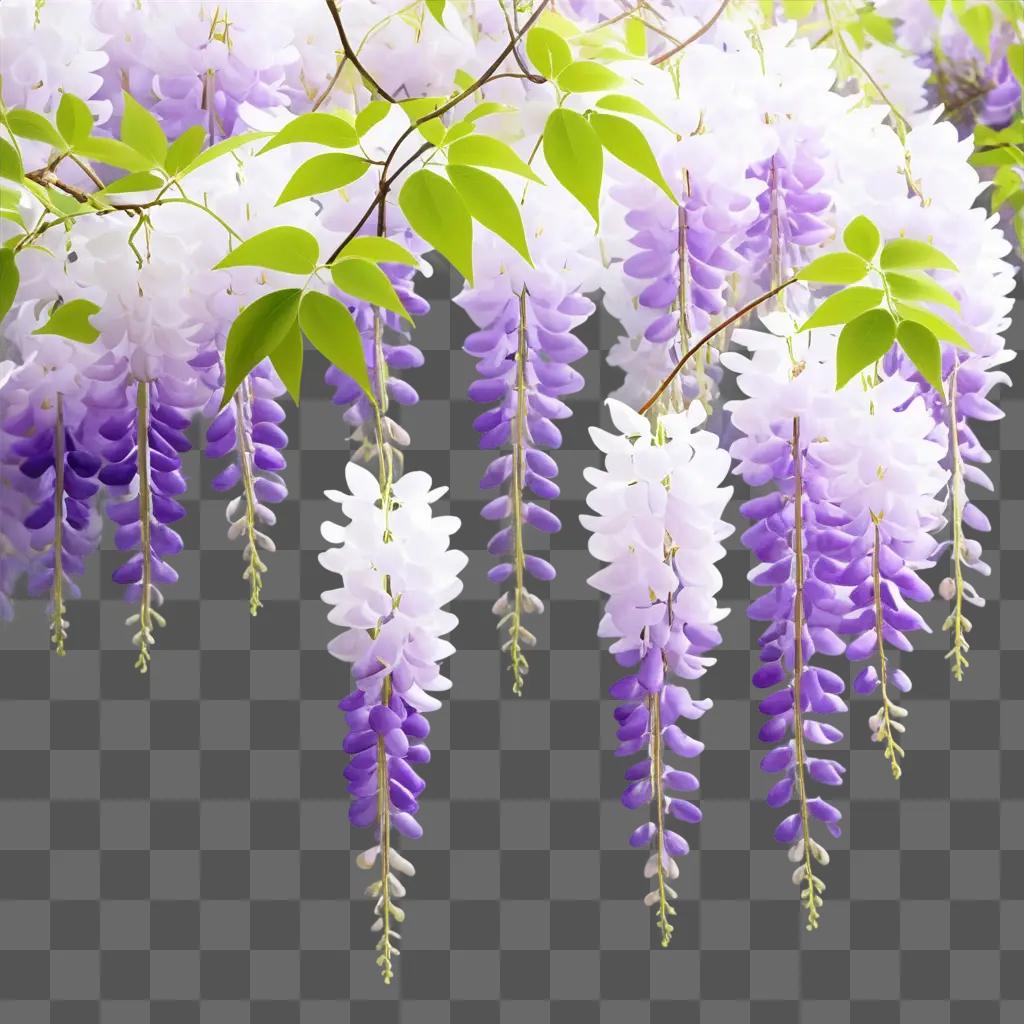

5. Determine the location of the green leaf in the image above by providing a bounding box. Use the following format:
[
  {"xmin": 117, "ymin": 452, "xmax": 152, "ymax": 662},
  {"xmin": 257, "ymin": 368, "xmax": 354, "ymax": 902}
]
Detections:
[
  {"xmin": 1008, "ymin": 43, "xmax": 1023, "ymax": 88},
  {"xmin": 121, "ymin": 91, "xmax": 167, "ymax": 165},
  {"xmin": 258, "ymin": 112, "xmax": 359, "ymax": 155},
  {"xmin": 425, "ymin": 0, "xmax": 446, "ymax": 25},
  {"xmin": 447, "ymin": 164, "xmax": 533, "ymax": 266},
  {"xmin": 861, "ymin": 11, "xmax": 895, "ymax": 45},
  {"xmin": 557, "ymin": 60, "xmax": 624, "ymax": 93},
  {"xmin": 0, "ymin": 138, "xmax": 24, "ymax": 183},
  {"xmin": 215, "ymin": 226, "xmax": 320, "ymax": 275},
  {"xmin": 542, "ymin": 108, "xmax": 603, "ymax": 225},
  {"xmin": 32, "ymin": 298, "xmax": 101, "ymax": 344},
  {"xmin": 446, "ymin": 134, "xmax": 542, "ymax": 182},
  {"xmin": 896, "ymin": 318, "xmax": 944, "ymax": 395},
  {"xmin": 400, "ymin": 96, "xmax": 446, "ymax": 146},
  {"xmin": 221, "ymin": 288, "xmax": 302, "ymax": 407},
  {"xmin": 885, "ymin": 270, "xmax": 959, "ymax": 311},
  {"xmin": 525, "ymin": 26, "xmax": 572, "ymax": 79},
  {"xmin": 798, "ymin": 286, "xmax": 884, "ymax": 331},
  {"xmin": 75, "ymin": 135, "xmax": 156, "ymax": 173},
  {"xmin": 595, "ymin": 93, "xmax": 672, "ymax": 131},
  {"xmin": 299, "ymin": 291, "xmax": 374, "ymax": 403},
  {"xmin": 6, "ymin": 109, "xmax": 65, "ymax": 150},
  {"xmin": 842, "ymin": 215, "xmax": 880, "ymax": 261},
  {"xmin": 835, "ymin": 308, "xmax": 896, "ymax": 389},
  {"xmin": 894, "ymin": 302, "xmax": 970, "ymax": 349},
  {"xmin": 0, "ymin": 249, "xmax": 18, "ymax": 322},
  {"xmin": 463, "ymin": 101, "xmax": 516, "ymax": 123},
  {"xmin": 797, "ymin": 252, "xmax": 870, "ymax": 284},
  {"xmin": 55, "ymin": 93, "xmax": 93, "ymax": 146},
  {"xmin": 97, "ymin": 172, "xmax": 165, "ymax": 195},
  {"xmin": 330, "ymin": 257, "xmax": 412, "ymax": 322},
  {"xmin": 356, "ymin": 101, "xmax": 391, "ymax": 137},
  {"xmin": 398, "ymin": 168, "xmax": 474, "ymax": 283},
  {"xmin": 178, "ymin": 131, "xmax": 268, "ymax": 177},
  {"xmin": 588, "ymin": 111, "xmax": 675, "ymax": 203},
  {"xmin": 269, "ymin": 320, "xmax": 304, "ymax": 404},
  {"xmin": 334, "ymin": 236, "xmax": 418, "ymax": 266},
  {"xmin": 879, "ymin": 237, "xmax": 958, "ymax": 271},
  {"xmin": 957, "ymin": 3, "xmax": 992, "ymax": 61},
  {"xmin": 625, "ymin": 18, "xmax": 647, "ymax": 57},
  {"xmin": 275, "ymin": 152, "xmax": 369, "ymax": 204},
  {"xmin": 441, "ymin": 121, "xmax": 475, "ymax": 147},
  {"xmin": 164, "ymin": 125, "xmax": 205, "ymax": 175}
]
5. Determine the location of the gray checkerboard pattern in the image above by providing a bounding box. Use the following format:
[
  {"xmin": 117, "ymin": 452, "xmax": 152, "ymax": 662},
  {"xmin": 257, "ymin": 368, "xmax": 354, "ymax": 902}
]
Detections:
[{"xmin": 1, "ymin": 260, "xmax": 1021, "ymax": 1023}]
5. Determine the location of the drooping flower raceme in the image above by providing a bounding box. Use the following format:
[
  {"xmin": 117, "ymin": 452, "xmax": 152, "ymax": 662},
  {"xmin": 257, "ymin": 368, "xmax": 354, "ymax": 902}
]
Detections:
[
  {"xmin": 320, "ymin": 463, "xmax": 466, "ymax": 982},
  {"xmin": 724, "ymin": 317, "xmax": 857, "ymax": 928},
  {"xmin": 583, "ymin": 399, "xmax": 731, "ymax": 945}
]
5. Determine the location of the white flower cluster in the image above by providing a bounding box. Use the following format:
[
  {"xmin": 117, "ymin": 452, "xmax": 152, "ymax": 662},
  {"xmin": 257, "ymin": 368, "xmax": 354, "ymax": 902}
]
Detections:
[
  {"xmin": 582, "ymin": 400, "xmax": 732, "ymax": 676},
  {"xmin": 319, "ymin": 464, "xmax": 467, "ymax": 715}
]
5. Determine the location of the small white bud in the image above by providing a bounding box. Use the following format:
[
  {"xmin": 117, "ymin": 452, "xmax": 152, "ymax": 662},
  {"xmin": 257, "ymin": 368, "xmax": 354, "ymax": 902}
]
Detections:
[
  {"xmin": 938, "ymin": 577, "xmax": 956, "ymax": 601},
  {"xmin": 356, "ymin": 846, "xmax": 380, "ymax": 870}
]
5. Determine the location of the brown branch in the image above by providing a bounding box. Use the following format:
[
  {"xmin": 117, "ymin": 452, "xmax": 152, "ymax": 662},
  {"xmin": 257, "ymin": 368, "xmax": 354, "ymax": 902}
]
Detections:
[
  {"xmin": 501, "ymin": 0, "xmax": 547, "ymax": 84},
  {"xmin": 312, "ymin": 55, "xmax": 349, "ymax": 112},
  {"xmin": 651, "ymin": 0, "xmax": 729, "ymax": 65},
  {"xmin": 25, "ymin": 168, "xmax": 92, "ymax": 205},
  {"xmin": 326, "ymin": 0, "xmax": 550, "ymax": 264},
  {"xmin": 637, "ymin": 276, "xmax": 796, "ymax": 415},
  {"xmin": 324, "ymin": 0, "xmax": 396, "ymax": 103}
]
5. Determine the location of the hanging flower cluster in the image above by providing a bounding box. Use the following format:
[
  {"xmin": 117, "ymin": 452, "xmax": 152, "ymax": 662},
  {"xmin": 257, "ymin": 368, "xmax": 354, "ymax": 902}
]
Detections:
[{"xmin": 1, "ymin": 0, "xmax": 1019, "ymax": 977}]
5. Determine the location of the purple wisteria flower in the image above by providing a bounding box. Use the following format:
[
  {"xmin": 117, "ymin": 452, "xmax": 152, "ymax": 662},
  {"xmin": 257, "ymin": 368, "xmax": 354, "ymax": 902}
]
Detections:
[
  {"xmin": 461, "ymin": 283, "xmax": 590, "ymax": 693},
  {"xmin": 583, "ymin": 400, "xmax": 731, "ymax": 943},
  {"xmin": 725, "ymin": 321, "xmax": 858, "ymax": 928},
  {"xmin": 197, "ymin": 352, "xmax": 288, "ymax": 614},
  {"xmin": 99, "ymin": 378, "xmax": 190, "ymax": 672}
]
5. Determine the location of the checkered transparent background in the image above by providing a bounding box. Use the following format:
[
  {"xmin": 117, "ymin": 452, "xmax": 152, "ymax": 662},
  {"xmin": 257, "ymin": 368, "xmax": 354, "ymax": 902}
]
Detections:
[{"xmin": 1, "ymin": 262, "xmax": 1021, "ymax": 1023}]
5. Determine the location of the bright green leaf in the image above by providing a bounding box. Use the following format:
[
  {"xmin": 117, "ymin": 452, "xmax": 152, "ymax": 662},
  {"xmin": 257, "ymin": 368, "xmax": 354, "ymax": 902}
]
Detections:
[
  {"xmin": 595, "ymin": 93, "xmax": 672, "ymax": 131},
  {"xmin": 625, "ymin": 18, "xmax": 647, "ymax": 57},
  {"xmin": 879, "ymin": 237, "xmax": 958, "ymax": 271},
  {"xmin": 356, "ymin": 101, "xmax": 391, "ymax": 137},
  {"xmin": 0, "ymin": 249, "xmax": 18, "ymax": 322},
  {"xmin": 797, "ymin": 252, "xmax": 870, "ymax": 284},
  {"xmin": 6, "ymin": 108, "xmax": 65, "ymax": 150},
  {"xmin": 299, "ymin": 291, "xmax": 374, "ymax": 402},
  {"xmin": 842, "ymin": 215, "xmax": 881, "ymax": 260},
  {"xmin": 895, "ymin": 302, "xmax": 970, "ymax": 349},
  {"xmin": 543, "ymin": 108, "xmax": 603, "ymax": 225},
  {"xmin": 441, "ymin": 121, "xmax": 475, "ymax": 146},
  {"xmin": 121, "ymin": 91, "xmax": 167, "ymax": 165},
  {"xmin": 75, "ymin": 135, "xmax": 159, "ymax": 173},
  {"xmin": 33, "ymin": 298, "xmax": 101, "ymax": 344},
  {"xmin": 588, "ymin": 111, "xmax": 675, "ymax": 203},
  {"xmin": 164, "ymin": 125, "xmax": 206, "ymax": 175},
  {"xmin": 270, "ymin": 320, "xmax": 304, "ymax": 403},
  {"xmin": 463, "ymin": 101, "xmax": 516, "ymax": 123},
  {"xmin": 1008, "ymin": 43, "xmax": 1023, "ymax": 88},
  {"xmin": 401, "ymin": 96, "xmax": 446, "ymax": 146},
  {"xmin": 835, "ymin": 308, "xmax": 896, "ymax": 389},
  {"xmin": 258, "ymin": 112, "xmax": 359, "ymax": 155},
  {"xmin": 334, "ymin": 235, "xmax": 418, "ymax": 267},
  {"xmin": 179, "ymin": 131, "xmax": 268, "ymax": 177},
  {"xmin": 861, "ymin": 11, "xmax": 895, "ymax": 45},
  {"xmin": 221, "ymin": 288, "xmax": 302, "ymax": 407},
  {"xmin": 425, "ymin": 0, "xmax": 446, "ymax": 25},
  {"xmin": 557, "ymin": 60, "xmax": 625, "ymax": 93},
  {"xmin": 958, "ymin": 3, "xmax": 993, "ymax": 61},
  {"xmin": 398, "ymin": 168, "xmax": 474, "ymax": 283},
  {"xmin": 97, "ymin": 172, "xmax": 165, "ymax": 195},
  {"xmin": 215, "ymin": 226, "xmax": 320, "ymax": 275},
  {"xmin": 275, "ymin": 152, "xmax": 369, "ymax": 205},
  {"xmin": 525, "ymin": 26, "xmax": 572, "ymax": 79},
  {"xmin": 56, "ymin": 93, "xmax": 93, "ymax": 146},
  {"xmin": 0, "ymin": 138, "xmax": 23, "ymax": 183},
  {"xmin": 885, "ymin": 270, "xmax": 959, "ymax": 311},
  {"xmin": 896, "ymin": 318, "xmax": 944, "ymax": 395},
  {"xmin": 447, "ymin": 164, "xmax": 533, "ymax": 266},
  {"xmin": 330, "ymin": 257, "xmax": 412, "ymax": 322},
  {"xmin": 446, "ymin": 134, "xmax": 543, "ymax": 182},
  {"xmin": 798, "ymin": 286, "xmax": 884, "ymax": 331}
]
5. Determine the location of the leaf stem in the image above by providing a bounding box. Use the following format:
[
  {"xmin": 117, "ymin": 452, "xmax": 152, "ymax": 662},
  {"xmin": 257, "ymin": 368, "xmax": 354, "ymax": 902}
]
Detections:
[
  {"xmin": 324, "ymin": 0, "xmax": 396, "ymax": 102},
  {"xmin": 507, "ymin": 288, "xmax": 530, "ymax": 695},
  {"xmin": 637, "ymin": 277, "xmax": 797, "ymax": 415},
  {"xmin": 871, "ymin": 518, "xmax": 903, "ymax": 779},
  {"xmin": 651, "ymin": 0, "xmax": 730, "ymax": 65},
  {"xmin": 50, "ymin": 393, "xmax": 67, "ymax": 655}
]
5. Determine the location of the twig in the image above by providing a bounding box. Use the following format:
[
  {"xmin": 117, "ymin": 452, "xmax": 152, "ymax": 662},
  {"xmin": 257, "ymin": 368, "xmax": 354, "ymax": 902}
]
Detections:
[
  {"xmin": 652, "ymin": 0, "xmax": 729, "ymax": 65},
  {"xmin": 311, "ymin": 55, "xmax": 349, "ymax": 112},
  {"xmin": 501, "ymin": 0, "xmax": 547, "ymax": 84},
  {"xmin": 326, "ymin": 0, "xmax": 551, "ymax": 264},
  {"xmin": 637, "ymin": 277, "xmax": 796, "ymax": 414},
  {"xmin": 324, "ymin": 0, "xmax": 396, "ymax": 102}
]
